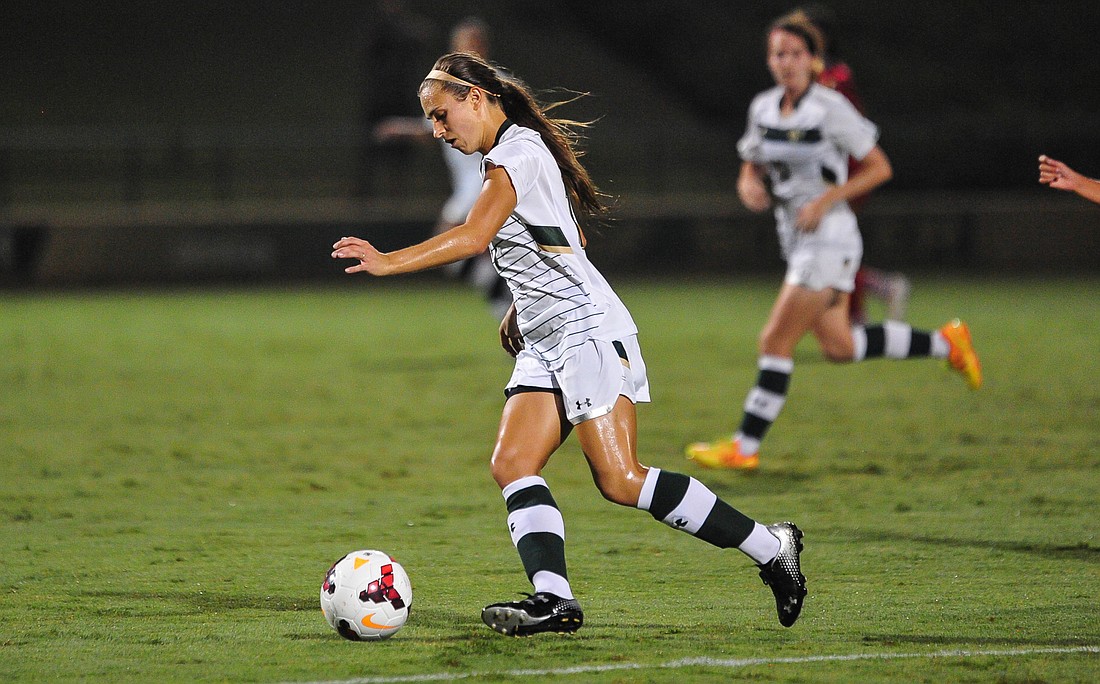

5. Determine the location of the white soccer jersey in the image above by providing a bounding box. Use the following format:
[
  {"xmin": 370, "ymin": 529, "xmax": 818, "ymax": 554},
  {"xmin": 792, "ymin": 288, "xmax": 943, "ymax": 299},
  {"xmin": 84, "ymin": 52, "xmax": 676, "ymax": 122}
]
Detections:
[
  {"xmin": 737, "ymin": 83, "xmax": 879, "ymax": 256},
  {"xmin": 483, "ymin": 121, "xmax": 637, "ymax": 370}
]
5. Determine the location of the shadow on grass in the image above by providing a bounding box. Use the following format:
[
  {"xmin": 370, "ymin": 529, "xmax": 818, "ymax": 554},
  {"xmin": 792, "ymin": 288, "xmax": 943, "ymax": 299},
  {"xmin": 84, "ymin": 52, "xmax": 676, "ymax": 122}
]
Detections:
[
  {"xmin": 77, "ymin": 590, "xmax": 553, "ymax": 645},
  {"xmin": 293, "ymin": 606, "xmax": 532, "ymax": 646},
  {"xmin": 707, "ymin": 471, "xmax": 816, "ymax": 497},
  {"xmin": 830, "ymin": 529, "xmax": 1100, "ymax": 561},
  {"xmin": 78, "ymin": 588, "xmax": 314, "ymax": 614}
]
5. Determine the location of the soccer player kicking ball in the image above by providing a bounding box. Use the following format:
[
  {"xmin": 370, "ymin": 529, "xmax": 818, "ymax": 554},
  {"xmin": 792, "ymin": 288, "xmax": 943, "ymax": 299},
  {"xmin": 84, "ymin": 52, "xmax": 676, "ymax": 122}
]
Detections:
[{"xmin": 333, "ymin": 52, "xmax": 806, "ymax": 634}]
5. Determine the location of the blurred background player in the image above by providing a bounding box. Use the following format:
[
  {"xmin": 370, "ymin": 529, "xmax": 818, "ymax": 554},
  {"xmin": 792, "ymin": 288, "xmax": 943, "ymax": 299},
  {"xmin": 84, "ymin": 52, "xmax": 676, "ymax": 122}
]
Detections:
[
  {"xmin": 1038, "ymin": 154, "xmax": 1100, "ymax": 205},
  {"xmin": 373, "ymin": 17, "xmax": 511, "ymax": 318},
  {"xmin": 686, "ymin": 11, "xmax": 982, "ymax": 470},
  {"xmin": 334, "ymin": 52, "xmax": 807, "ymax": 635},
  {"xmin": 799, "ymin": 3, "xmax": 910, "ymax": 324},
  {"xmin": 356, "ymin": 0, "xmax": 436, "ymax": 198}
]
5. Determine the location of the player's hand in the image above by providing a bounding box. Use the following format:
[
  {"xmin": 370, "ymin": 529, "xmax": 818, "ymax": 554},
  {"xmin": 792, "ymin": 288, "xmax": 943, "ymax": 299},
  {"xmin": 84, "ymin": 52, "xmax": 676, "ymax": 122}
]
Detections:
[
  {"xmin": 795, "ymin": 196, "xmax": 828, "ymax": 232},
  {"xmin": 737, "ymin": 175, "xmax": 772, "ymax": 213},
  {"xmin": 1038, "ymin": 155, "xmax": 1081, "ymax": 192},
  {"xmin": 499, "ymin": 303, "xmax": 524, "ymax": 357},
  {"xmin": 331, "ymin": 236, "xmax": 392, "ymax": 275}
]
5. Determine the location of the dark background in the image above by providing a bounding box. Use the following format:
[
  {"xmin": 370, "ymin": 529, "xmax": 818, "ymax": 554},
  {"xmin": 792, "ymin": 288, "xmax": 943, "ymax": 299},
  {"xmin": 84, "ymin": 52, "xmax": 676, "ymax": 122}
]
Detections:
[
  {"xmin": 5, "ymin": 1, "xmax": 1100, "ymax": 187},
  {"xmin": 565, "ymin": 1, "xmax": 1100, "ymax": 189},
  {"xmin": 1, "ymin": 1, "xmax": 1098, "ymax": 284}
]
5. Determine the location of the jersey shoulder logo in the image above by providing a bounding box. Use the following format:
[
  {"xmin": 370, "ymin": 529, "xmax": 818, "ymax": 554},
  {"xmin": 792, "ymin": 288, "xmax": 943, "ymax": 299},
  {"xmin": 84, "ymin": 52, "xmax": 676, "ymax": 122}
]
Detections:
[{"xmin": 521, "ymin": 220, "xmax": 574, "ymax": 254}]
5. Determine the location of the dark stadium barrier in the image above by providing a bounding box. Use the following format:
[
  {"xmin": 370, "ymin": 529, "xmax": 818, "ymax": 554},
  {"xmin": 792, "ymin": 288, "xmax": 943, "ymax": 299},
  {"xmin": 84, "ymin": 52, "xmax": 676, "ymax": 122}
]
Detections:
[{"xmin": 3, "ymin": 190, "xmax": 1096, "ymax": 288}]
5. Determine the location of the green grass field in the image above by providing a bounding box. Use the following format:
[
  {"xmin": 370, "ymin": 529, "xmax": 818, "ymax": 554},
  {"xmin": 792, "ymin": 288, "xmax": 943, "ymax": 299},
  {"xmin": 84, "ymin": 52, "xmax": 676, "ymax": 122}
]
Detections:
[{"xmin": 2, "ymin": 276, "xmax": 1097, "ymax": 682}]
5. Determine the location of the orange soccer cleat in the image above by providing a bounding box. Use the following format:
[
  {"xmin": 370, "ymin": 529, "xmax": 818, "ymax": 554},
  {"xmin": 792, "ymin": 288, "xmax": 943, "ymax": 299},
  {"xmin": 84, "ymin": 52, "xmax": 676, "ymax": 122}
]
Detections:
[
  {"xmin": 940, "ymin": 319, "xmax": 982, "ymax": 390},
  {"xmin": 685, "ymin": 438, "xmax": 760, "ymax": 470}
]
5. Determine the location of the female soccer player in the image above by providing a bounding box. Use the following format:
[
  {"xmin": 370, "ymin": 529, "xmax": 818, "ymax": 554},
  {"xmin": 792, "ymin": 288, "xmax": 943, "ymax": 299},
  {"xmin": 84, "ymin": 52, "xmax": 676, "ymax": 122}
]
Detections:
[
  {"xmin": 686, "ymin": 13, "xmax": 982, "ymax": 470},
  {"xmin": 333, "ymin": 53, "xmax": 806, "ymax": 635}
]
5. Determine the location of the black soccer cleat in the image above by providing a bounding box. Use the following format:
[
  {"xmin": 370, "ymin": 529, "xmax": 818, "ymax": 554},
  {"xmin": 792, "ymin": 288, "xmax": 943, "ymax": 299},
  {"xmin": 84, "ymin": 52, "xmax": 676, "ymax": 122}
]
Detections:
[
  {"xmin": 757, "ymin": 521, "xmax": 807, "ymax": 627},
  {"xmin": 481, "ymin": 591, "xmax": 584, "ymax": 636}
]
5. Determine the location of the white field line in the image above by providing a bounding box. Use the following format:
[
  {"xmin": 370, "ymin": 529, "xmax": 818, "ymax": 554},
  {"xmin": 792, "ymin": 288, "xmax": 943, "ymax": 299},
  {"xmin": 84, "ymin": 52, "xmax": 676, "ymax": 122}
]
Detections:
[{"xmin": 287, "ymin": 645, "xmax": 1099, "ymax": 684}]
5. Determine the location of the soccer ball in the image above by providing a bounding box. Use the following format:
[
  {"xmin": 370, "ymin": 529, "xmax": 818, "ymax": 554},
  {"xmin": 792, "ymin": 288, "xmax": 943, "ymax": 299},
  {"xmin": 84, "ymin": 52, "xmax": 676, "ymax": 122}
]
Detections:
[{"xmin": 320, "ymin": 549, "xmax": 412, "ymax": 640}]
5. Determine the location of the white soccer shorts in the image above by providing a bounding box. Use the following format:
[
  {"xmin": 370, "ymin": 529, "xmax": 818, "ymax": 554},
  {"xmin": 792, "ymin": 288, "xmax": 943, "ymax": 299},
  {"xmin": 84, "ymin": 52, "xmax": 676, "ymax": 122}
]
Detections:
[
  {"xmin": 504, "ymin": 335, "xmax": 650, "ymax": 425},
  {"xmin": 780, "ymin": 205, "xmax": 862, "ymax": 292},
  {"xmin": 784, "ymin": 244, "xmax": 861, "ymax": 292}
]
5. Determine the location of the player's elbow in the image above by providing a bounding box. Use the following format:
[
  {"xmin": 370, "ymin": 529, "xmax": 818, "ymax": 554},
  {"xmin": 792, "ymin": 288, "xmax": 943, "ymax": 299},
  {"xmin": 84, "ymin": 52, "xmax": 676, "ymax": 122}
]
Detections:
[
  {"xmin": 870, "ymin": 148, "xmax": 893, "ymax": 185},
  {"xmin": 462, "ymin": 233, "xmax": 491, "ymax": 258},
  {"xmin": 448, "ymin": 230, "xmax": 490, "ymax": 260},
  {"xmin": 879, "ymin": 160, "xmax": 894, "ymax": 184},
  {"xmin": 452, "ymin": 220, "xmax": 498, "ymax": 258}
]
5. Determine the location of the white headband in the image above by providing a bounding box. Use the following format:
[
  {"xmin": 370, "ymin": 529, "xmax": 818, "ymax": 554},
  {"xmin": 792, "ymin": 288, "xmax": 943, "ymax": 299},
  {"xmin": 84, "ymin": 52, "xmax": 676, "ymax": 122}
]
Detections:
[{"xmin": 424, "ymin": 69, "xmax": 499, "ymax": 98}]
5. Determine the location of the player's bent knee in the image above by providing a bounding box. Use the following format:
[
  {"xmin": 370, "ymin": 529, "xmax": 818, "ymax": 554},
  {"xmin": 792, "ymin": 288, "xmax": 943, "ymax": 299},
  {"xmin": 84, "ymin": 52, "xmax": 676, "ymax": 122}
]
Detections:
[
  {"xmin": 489, "ymin": 449, "xmax": 535, "ymax": 489},
  {"xmin": 595, "ymin": 482, "xmax": 639, "ymax": 507},
  {"xmin": 822, "ymin": 345, "xmax": 855, "ymax": 363},
  {"xmin": 821, "ymin": 338, "xmax": 856, "ymax": 363},
  {"xmin": 592, "ymin": 471, "xmax": 644, "ymax": 507}
]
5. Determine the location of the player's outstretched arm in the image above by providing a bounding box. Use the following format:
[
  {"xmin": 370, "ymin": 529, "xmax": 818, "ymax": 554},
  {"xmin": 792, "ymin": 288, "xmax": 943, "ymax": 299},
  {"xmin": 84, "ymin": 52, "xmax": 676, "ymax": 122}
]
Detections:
[
  {"xmin": 333, "ymin": 165, "xmax": 517, "ymax": 276},
  {"xmin": 1039, "ymin": 155, "xmax": 1100, "ymax": 206}
]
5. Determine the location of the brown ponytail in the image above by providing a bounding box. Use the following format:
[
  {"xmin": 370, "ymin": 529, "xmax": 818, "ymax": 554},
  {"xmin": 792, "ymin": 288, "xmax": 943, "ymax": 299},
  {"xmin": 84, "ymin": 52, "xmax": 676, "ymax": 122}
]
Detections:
[{"xmin": 419, "ymin": 52, "xmax": 611, "ymax": 221}]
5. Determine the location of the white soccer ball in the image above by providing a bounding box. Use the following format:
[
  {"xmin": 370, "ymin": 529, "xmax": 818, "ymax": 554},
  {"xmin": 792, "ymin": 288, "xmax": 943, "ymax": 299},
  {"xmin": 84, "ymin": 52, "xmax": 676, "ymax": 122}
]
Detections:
[{"xmin": 320, "ymin": 549, "xmax": 412, "ymax": 640}]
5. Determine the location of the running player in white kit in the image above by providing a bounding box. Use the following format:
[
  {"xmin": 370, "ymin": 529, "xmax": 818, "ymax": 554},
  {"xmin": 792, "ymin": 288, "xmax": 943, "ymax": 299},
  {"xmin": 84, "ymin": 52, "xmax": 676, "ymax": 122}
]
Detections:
[
  {"xmin": 333, "ymin": 52, "xmax": 807, "ymax": 635},
  {"xmin": 686, "ymin": 13, "xmax": 982, "ymax": 471}
]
